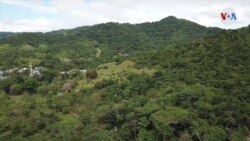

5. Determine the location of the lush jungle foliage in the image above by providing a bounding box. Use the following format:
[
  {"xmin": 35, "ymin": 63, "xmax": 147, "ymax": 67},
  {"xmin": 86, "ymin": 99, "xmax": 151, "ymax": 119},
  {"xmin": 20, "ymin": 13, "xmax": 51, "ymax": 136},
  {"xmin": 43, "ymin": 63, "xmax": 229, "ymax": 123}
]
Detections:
[{"xmin": 0, "ymin": 17, "xmax": 249, "ymax": 141}]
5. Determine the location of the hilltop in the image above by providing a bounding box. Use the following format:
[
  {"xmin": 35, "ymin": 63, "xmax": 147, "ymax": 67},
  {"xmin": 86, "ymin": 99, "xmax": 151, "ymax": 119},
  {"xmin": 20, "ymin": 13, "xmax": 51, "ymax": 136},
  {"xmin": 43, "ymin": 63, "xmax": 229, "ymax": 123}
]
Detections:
[{"xmin": 0, "ymin": 16, "xmax": 221, "ymax": 69}]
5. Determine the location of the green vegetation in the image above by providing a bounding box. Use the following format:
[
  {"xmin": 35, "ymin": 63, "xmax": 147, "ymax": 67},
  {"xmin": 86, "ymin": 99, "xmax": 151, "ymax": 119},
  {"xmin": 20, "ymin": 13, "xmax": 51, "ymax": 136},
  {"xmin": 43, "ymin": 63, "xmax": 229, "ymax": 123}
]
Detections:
[{"xmin": 0, "ymin": 17, "xmax": 249, "ymax": 141}]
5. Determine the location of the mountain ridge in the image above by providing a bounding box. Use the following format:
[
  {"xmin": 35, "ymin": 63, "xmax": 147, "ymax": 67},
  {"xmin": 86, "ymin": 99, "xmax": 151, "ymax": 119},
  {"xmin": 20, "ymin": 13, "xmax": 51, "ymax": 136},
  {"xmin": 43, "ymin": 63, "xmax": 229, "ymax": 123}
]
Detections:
[
  {"xmin": 0, "ymin": 16, "xmax": 221, "ymax": 39},
  {"xmin": 0, "ymin": 16, "xmax": 223, "ymax": 69}
]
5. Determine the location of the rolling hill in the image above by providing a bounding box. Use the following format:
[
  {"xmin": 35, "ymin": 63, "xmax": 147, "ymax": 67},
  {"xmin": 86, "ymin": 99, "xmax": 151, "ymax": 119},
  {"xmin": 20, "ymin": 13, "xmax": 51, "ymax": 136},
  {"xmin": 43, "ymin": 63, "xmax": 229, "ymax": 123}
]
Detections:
[{"xmin": 0, "ymin": 17, "xmax": 249, "ymax": 141}]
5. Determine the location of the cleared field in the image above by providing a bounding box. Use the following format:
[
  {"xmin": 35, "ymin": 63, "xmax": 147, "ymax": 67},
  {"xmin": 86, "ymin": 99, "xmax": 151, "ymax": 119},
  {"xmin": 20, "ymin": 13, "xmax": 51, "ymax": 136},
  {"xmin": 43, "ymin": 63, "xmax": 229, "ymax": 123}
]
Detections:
[{"xmin": 76, "ymin": 60, "xmax": 156, "ymax": 91}]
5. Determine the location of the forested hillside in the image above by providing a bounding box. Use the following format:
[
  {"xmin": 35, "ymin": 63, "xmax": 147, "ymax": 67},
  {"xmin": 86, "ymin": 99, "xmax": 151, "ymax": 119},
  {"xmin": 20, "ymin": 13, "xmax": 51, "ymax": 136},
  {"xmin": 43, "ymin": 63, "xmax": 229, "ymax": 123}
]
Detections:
[
  {"xmin": 0, "ymin": 17, "xmax": 249, "ymax": 141},
  {"xmin": 0, "ymin": 16, "xmax": 220, "ymax": 69},
  {"xmin": 0, "ymin": 32, "xmax": 15, "ymax": 40}
]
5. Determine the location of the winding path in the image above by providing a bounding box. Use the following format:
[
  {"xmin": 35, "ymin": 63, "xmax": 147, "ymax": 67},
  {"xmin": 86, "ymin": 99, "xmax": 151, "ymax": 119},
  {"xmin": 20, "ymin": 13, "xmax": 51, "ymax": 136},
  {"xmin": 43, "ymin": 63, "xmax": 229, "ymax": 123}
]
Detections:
[{"xmin": 96, "ymin": 48, "xmax": 101, "ymax": 57}]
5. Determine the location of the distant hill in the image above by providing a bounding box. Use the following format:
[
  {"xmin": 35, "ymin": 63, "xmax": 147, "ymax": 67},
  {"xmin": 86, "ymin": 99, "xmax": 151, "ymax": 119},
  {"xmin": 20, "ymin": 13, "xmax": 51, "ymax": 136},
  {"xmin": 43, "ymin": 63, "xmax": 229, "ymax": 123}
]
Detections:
[
  {"xmin": 0, "ymin": 32, "xmax": 15, "ymax": 40},
  {"xmin": 0, "ymin": 16, "xmax": 222, "ymax": 69}
]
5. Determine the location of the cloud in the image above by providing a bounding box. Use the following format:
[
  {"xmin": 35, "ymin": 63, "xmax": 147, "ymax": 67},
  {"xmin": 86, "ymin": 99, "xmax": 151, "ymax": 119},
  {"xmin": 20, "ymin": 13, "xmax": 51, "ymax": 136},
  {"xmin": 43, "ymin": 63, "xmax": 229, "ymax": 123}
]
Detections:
[
  {"xmin": 0, "ymin": 0, "xmax": 250, "ymax": 32},
  {"xmin": 1, "ymin": 18, "xmax": 54, "ymax": 32},
  {"xmin": 1, "ymin": 0, "xmax": 57, "ymax": 14}
]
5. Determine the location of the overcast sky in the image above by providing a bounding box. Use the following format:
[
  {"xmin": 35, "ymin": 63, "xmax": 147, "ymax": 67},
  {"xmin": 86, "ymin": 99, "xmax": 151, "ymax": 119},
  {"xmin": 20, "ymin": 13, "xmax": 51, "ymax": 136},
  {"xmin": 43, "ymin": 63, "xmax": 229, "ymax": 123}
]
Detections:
[{"xmin": 0, "ymin": 0, "xmax": 250, "ymax": 32}]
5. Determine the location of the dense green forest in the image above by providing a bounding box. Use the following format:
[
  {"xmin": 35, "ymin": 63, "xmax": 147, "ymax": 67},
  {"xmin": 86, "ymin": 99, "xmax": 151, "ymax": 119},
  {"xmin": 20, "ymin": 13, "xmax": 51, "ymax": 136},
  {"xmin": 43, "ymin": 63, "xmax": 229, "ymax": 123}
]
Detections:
[{"xmin": 0, "ymin": 16, "xmax": 249, "ymax": 141}]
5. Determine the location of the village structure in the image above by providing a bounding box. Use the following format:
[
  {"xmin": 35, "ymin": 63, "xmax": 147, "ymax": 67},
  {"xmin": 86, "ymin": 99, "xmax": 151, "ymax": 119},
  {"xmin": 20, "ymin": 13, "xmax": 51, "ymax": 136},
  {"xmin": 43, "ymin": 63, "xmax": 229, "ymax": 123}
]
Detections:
[
  {"xmin": 0, "ymin": 63, "xmax": 44, "ymax": 80},
  {"xmin": 0, "ymin": 63, "xmax": 87, "ymax": 81}
]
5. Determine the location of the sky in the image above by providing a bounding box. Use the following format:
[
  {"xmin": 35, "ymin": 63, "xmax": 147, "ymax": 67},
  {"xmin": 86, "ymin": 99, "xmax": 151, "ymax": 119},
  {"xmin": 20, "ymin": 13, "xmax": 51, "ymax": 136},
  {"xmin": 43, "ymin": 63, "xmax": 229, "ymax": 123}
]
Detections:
[{"xmin": 0, "ymin": 0, "xmax": 250, "ymax": 32}]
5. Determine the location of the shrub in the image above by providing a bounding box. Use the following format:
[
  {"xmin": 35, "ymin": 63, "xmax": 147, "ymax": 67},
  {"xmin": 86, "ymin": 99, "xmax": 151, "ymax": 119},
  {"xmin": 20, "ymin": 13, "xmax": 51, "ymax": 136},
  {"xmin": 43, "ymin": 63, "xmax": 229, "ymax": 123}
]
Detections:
[
  {"xmin": 86, "ymin": 70, "xmax": 98, "ymax": 79},
  {"xmin": 94, "ymin": 79, "xmax": 115, "ymax": 90},
  {"xmin": 10, "ymin": 84, "xmax": 23, "ymax": 95}
]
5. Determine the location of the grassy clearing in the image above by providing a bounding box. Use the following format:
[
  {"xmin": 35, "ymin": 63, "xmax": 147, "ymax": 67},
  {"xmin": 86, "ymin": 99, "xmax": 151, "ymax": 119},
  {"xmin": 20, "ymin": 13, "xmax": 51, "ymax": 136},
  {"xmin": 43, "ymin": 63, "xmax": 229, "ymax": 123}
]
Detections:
[
  {"xmin": 76, "ymin": 60, "xmax": 156, "ymax": 91},
  {"xmin": 9, "ymin": 94, "xmax": 52, "ymax": 113},
  {"xmin": 59, "ymin": 114, "xmax": 80, "ymax": 125}
]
